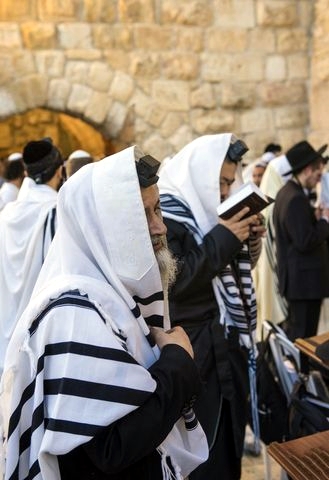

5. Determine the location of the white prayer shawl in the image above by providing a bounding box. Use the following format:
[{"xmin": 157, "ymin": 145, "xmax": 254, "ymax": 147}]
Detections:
[
  {"xmin": 0, "ymin": 184, "xmax": 19, "ymax": 212},
  {"xmin": 255, "ymin": 155, "xmax": 291, "ymax": 334},
  {"xmin": 0, "ymin": 147, "xmax": 208, "ymax": 480},
  {"xmin": 158, "ymin": 134, "xmax": 257, "ymax": 349},
  {"xmin": 0, "ymin": 177, "xmax": 57, "ymax": 376}
]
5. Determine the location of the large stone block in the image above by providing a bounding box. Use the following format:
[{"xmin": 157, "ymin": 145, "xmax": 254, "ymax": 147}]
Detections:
[
  {"xmin": 82, "ymin": 0, "xmax": 117, "ymax": 22},
  {"xmin": 109, "ymin": 72, "xmax": 134, "ymax": 102},
  {"xmin": 119, "ymin": 0, "xmax": 154, "ymax": 23},
  {"xmin": 191, "ymin": 109, "xmax": 235, "ymax": 134},
  {"xmin": 87, "ymin": 62, "xmax": 113, "ymax": 92},
  {"xmin": 0, "ymin": 89, "xmax": 16, "ymax": 119},
  {"xmin": 161, "ymin": 0, "xmax": 213, "ymax": 26},
  {"xmin": 214, "ymin": 0, "xmax": 256, "ymax": 28},
  {"xmin": 0, "ymin": 54, "xmax": 13, "ymax": 86},
  {"xmin": 93, "ymin": 25, "xmax": 133, "ymax": 50},
  {"xmin": 21, "ymin": 22, "xmax": 55, "ymax": 49},
  {"xmin": 275, "ymin": 105, "xmax": 308, "ymax": 128},
  {"xmin": 206, "ymin": 28, "xmax": 248, "ymax": 52},
  {"xmin": 287, "ymin": 54, "xmax": 309, "ymax": 80},
  {"xmin": 202, "ymin": 53, "xmax": 263, "ymax": 82},
  {"xmin": 160, "ymin": 112, "xmax": 189, "ymax": 137},
  {"xmin": 104, "ymin": 49, "xmax": 130, "ymax": 72},
  {"xmin": 220, "ymin": 83, "xmax": 256, "ymax": 109},
  {"xmin": 84, "ymin": 91, "xmax": 111, "ymax": 124},
  {"xmin": 277, "ymin": 29, "xmax": 308, "ymax": 53},
  {"xmin": 65, "ymin": 61, "xmax": 90, "ymax": 84},
  {"xmin": 35, "ymin": 52, "xmax": 65, "ymax": 77},
  {"xmin": 257, "ymin": 1, "xmax": 298, "ymax": 27},
  {"xmin": 169, "ymin": 124, "xmax": 193, "ymax": 152},
  {"xmin": 152, "ymin": 80, "xmax": 189, "ymax": 111},
  {"xmin": 134, "ymin": 26, "xmax": 172, "ymax": 50},
  {"xmin": 175, "ymin": 27, "xmax": 203, "ymax": 52},
  {"xmin": 142, "ymin": 133, "xmax": 171, "ymax": 161},
  {"xmin": 162, "ymin": 53, "xmax": 199, "ymax": 80},
  {"xmin": 47, "ymin": 79, "xmax": 72, "ymax": 110},
  {"xmin": 130, "ymin": 52, "xmax": 161, "ymax": 79},
  {"xmin": 11, "ymin": 74, "xmax": 48, "ymax": 111},
  {"xmin": 58, "ymin": 23, "xmax": 92, "ymax": 49},
  {"xmin": 191, "ymin": 83, "xmax": 215, "ymax": 109},
  {"xmin": 260, "ymin": 82, "xmax": 306, "ymax": 106},
  {"xmin": 0, "ymin": 24, "xmax": 21, "ymax": 48},
  {"xmin": 105, "ymin": 101, "xmax": 128, "ymax": 137},
  {"xmin": 240, "ymin": 108, "xmax": 273, "ymax": 133},
  {"xmin": 67, "ymin": 84, "xmax": 93, "ymax": 115},
  {"xmin": 265, "ymin": 56, "xmax": 286, "ymax": 81},
  {"xmin": 278, "ymin": 128, "xmax": 307, "ymax": 150},
  {"xmin": 249, "ymin": 28, "xmax": 275, "ymax": 52},
  {"xmin": 0, "ymin": 0, "xmax": 32, "ymax": 20},
  {"xmin": 38, "ymin": 0, "xmax": 78, "ymax": 21}
]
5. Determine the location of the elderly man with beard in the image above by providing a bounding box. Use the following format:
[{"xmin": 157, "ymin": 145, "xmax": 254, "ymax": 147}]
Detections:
[
  {"xmin": 159, "ymin": 134, "xmax": 265, "ymax": 480},
  {"xmin": 0, "ymin": 147, "xmax": 208, "ymax": 480}
]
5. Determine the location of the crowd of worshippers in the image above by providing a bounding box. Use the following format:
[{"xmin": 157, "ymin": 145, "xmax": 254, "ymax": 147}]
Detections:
[{"xmin": 0, "ymin": 133, "xmax": 328, "ymax": 480}]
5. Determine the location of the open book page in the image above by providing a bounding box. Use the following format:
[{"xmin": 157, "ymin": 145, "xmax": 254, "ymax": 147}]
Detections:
[{"xmin": 217, "ymin": 181, "xmax": 274, "ymax": 220}]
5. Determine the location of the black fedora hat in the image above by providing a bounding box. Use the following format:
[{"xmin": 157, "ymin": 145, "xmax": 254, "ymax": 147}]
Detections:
[{"xmin": 284, "ymin": 140, "xmax": 328, "ymax": 175}]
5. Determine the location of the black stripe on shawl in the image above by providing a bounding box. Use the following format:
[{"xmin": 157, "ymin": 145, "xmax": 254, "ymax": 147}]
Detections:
[
  {"xmin": 133, "ymin": 291, "xmax": 163, "ymax": 305},
  {"xmin": 44, "ymin": 418, "xmax": 107, "ymax": 436},
  {"xmin": 44, "ymin": 342, "xmax": 137, "ymax": 364},
  {"xmin": 8, "ymin": 341, "xmax": 139, "ymax": 439},
  {"xmin": 44, "ymin": 378, "xmax": 151, "ymax": 405},
  {"xmin": 143, "ymin": 314, "xmax": 163, "ymax": 327},
  {"xmin": 49, "ymin": 207, "xmax": 56, "ymax": 240},
  {"xmin": 131, "ymin": 304, "xmax": 141, "ymax": 318},
  {"xmin": 29, "ymin": 295, "xmax": 107, "ymax": 336},
  {"xmin": 42, "ymin": 207, "xmax": 57, "ymax": 263}
]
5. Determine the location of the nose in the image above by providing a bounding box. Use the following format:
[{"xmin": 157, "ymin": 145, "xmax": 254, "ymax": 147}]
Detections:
[
  {"xmin": 149, "ymin": 213, "xmax": 167, "ymax": 237},
  {"xmin": 220, "ymin": 184, "xmax": 230, "ymax": 201}
]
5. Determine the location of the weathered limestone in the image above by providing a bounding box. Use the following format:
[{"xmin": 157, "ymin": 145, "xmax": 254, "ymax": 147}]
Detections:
[{"xmin": 0, "ymin": 0, "xmax": 327, "ymax": 162}]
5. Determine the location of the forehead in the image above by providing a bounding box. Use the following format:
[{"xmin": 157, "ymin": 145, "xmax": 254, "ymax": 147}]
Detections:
[
  {"xmin": 140, "ymin": 184, "xmax": 159, "ymax": 207},
  {"xmin": 220, "ymin": 161, "xmax": 237, "ymax": 179}
]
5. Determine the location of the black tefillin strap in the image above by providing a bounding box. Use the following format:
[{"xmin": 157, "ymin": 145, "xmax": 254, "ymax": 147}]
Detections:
[{"xmin": 135, "ymin": 155, "xmax": 160, "ymax": 187}]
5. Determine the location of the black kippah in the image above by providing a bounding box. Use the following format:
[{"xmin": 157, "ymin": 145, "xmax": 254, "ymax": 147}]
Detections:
[
  {"xmin": 23, "ymin": 139, "xmax": 53, "ymax": 165},
  {"xmin": 22, "ymin": 138, "xmax": 63, "ymax": 183}
]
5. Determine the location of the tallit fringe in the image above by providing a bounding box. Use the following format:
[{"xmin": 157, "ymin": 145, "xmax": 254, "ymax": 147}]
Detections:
[{"xmin": 158, "ymin": 446, "xmax": 183, "ymax": 480}]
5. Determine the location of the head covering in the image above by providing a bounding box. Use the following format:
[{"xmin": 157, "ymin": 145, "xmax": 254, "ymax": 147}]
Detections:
[
  {"xmin": 1, "ymin": 146, "xmax": 207, "ymax": 480},
  {"xmin": 158, "ymin": 134, "xmax": 243, "ymax": 235},
  {"xmin": 23, "ymin": 138, "xmax": 63, "ymax": 183},
  {"xmin": 261, "ymin": 151, "xmax": 276, "ymax": 164},
  {"xmin": 67, "ymin": 149, "xmax": 91, "ymax": 161},
  {"xmin": 7, "ymin": 152, "xmax": 23, "ymax": 162},
  {"xmin": 284, "ymin": 141, "xmax": 328, "ymax": 175}
]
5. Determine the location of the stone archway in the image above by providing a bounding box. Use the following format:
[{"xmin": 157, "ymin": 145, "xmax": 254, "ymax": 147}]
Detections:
[{"xmin": 0, "ymin": 108, "xmax": 116, "ymax": 160}]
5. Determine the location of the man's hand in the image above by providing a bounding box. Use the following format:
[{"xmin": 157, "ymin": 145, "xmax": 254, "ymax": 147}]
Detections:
[
  {"xmin": 219, "ymin": 206, "xmax": 258, "ymax": 242},
  {"xmin": 150, "ymin": 326, "xmax": 194, "ymax": 359},
  {"xmin": 249, "ymin": 213, "xmax": 267, "ymax": 239}
]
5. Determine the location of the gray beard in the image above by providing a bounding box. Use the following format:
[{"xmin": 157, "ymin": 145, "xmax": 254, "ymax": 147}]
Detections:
[{"xmin": 155, "ymin": 246, "xmax": 177, "ymax": 290}]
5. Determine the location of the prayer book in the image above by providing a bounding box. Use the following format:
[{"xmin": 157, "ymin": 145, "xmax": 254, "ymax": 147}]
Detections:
[{"xmin": 217, "ymin": 181, "xmax": 274, "ymax": 220}]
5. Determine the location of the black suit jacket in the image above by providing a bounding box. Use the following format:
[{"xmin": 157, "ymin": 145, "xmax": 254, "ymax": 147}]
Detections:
[{"xmin": 273, "ymin": 180, "xmax": 329, "ymax": 300}]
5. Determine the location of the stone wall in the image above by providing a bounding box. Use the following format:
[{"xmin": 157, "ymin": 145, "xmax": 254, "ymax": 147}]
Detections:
[{"xmin": 0, "ymin": 0, "xmax": 322, "ymax": 161}]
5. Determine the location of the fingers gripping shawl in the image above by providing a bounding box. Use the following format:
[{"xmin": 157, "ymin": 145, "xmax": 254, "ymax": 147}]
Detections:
[{"xmin": 1, "ymin": 147, "xmax": 208, "ymax": 480}]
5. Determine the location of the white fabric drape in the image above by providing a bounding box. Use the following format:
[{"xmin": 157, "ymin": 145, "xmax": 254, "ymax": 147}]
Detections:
[
  {"xmin": 0, "ymin": 147, "xmax": 208, "ymax": 480},
  {"xmin": 0, "ymin": 177, "xmax": 57, "ymax": 375}
]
